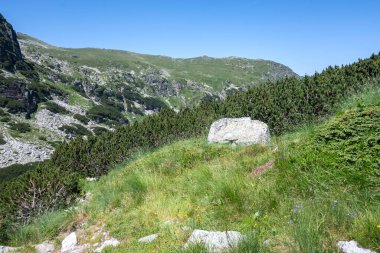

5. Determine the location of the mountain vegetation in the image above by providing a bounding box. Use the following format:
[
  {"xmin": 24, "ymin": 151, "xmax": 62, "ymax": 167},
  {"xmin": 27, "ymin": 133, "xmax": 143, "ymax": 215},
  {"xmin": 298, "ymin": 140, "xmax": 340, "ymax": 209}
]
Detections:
[
  {"xmin": 0, "ymin": 12, "xmax": 297, "ymax": 168},
  {"xmin": 50, "ymin": 53, "xmax": 380, "ymax": 177},
  {"xmin": 0, "ymin": 12, "xmax": 379, "ymax": 253},
  {"xmin": 0, "ymin": 53, "xmax": 379, "ymax": 250},
  {"xmin": 2, "ymin": 86, "xmax": 379, "ymax": 252}
]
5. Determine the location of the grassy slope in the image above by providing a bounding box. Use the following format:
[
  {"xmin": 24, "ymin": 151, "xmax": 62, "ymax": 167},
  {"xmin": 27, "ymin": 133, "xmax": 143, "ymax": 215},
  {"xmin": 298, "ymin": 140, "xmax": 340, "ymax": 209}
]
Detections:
[
  {"xmin": 11, "ymin": 87, "xmax": 380, "ymax": 253},
  {"xmin": 17, "ymin": 33, "xmax": 296, "ymax": 90}
]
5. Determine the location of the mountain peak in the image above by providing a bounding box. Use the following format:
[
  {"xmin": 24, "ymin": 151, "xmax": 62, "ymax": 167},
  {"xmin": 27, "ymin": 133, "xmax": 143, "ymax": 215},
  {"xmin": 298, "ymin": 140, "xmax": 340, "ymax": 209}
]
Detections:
[{"xmin": 0, "ymin": 13, "xmax": 24, "ymax": 72}]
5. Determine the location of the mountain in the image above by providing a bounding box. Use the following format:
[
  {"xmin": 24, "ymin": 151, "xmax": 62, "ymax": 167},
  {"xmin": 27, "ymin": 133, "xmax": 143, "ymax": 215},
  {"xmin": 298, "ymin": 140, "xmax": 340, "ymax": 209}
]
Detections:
[
  {"xmin": 0, "ymin": 13, "xmax": 298, "ymax": 168},
  {"xmin": 0, "ymin": 14, "xmax": 23, "ymax": 72}
]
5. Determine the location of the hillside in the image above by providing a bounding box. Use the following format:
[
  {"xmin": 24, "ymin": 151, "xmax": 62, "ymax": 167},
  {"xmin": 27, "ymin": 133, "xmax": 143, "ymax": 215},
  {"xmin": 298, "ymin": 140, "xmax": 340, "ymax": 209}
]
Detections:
[
  {"xmin": 4, "ymin": 86, "xmax": 380, "ymax": 252},
  {"xmin": 0, "ymin": 12, "xmax": 297, "ymax": 168},
  {"xmin": 1, "ymin": 50, "xmax": 379, "ymax": 251},
  {"xmin": 1, "ymin": 11, "xmax": 380, "ymax": 253}
]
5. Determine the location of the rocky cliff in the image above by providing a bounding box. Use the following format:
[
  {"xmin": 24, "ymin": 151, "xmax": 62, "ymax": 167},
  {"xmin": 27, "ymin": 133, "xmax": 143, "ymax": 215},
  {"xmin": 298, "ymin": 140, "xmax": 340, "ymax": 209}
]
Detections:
[{"xmin": 0, "ymin": 14, "xmax": 23, "ymax": 72}]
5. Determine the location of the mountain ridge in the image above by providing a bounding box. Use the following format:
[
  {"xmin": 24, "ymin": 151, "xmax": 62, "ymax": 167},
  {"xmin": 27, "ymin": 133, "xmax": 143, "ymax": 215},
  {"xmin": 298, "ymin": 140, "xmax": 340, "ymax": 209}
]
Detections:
[{"xmin": 17, "ymin": 32, "xmax": 298, "ymax": 72}]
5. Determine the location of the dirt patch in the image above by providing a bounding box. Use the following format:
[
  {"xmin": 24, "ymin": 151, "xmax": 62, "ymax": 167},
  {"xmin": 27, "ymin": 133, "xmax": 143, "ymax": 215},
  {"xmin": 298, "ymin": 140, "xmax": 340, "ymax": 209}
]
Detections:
[{"xmin": 251, "ymin": 159, "xmax": 275, "ymax": 177}]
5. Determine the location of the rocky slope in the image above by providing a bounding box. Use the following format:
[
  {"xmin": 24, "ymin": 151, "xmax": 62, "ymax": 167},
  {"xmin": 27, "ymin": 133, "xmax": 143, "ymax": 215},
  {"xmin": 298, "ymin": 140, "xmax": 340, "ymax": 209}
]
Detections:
[{"xmin": 0, "ymin": 13, "xmax": 298, "ymax": 168}]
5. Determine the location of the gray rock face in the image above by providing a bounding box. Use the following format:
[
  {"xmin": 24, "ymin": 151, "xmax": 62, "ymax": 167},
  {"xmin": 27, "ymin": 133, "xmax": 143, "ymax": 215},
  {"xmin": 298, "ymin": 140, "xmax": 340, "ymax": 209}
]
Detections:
[
  {"xmin": 185, "ymin": 230, "xmax": 245, "ymax": 252},
  {"xmin": 138, "ymin": 234, "xmax": 158, "ymax": 243},
  {"xmin": 0, "ymin": 134, "xmax": 53, "ymax": 167},
  {"xmin": 337, "ymin": 241, "xmax": 377, "ymax": 253},
  {"xmin": 208, "ymin": 117, "xmax": 270, "ymax": 146},
  {"xmin": 0, "ymin": 14, "xmax": 23, "ymax": 72},
  {"xmin": 35, "ymin": 242, "xmax": 54, "ymax": 253}
]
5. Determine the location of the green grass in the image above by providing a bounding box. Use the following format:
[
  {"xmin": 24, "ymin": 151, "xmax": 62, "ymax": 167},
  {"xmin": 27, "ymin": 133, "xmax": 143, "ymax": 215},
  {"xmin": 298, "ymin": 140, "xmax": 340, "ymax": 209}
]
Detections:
[
  {"xmin": 7, "ymin": 88, "xmax": 380, "ymax": 252},
  {"xmin": 10, "ymin": 209, "xmax": 77, "ymax": 246}
]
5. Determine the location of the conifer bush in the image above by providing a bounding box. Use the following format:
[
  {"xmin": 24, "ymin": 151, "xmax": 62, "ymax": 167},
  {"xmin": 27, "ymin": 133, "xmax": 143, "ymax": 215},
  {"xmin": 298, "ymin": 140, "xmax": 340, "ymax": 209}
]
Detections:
[{"xmin": 51, "ymin": 54, "xmax": 380, "ymax": 178}]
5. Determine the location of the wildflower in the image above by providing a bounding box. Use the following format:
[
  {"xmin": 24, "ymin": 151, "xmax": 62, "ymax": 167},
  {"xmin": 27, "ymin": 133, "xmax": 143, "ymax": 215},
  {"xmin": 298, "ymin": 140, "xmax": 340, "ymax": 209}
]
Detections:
[
  {"xmin": 293, "ymin": 204, "xmax": 301, "ymax": 214},
  {"xmin": 377, "ymin": 224, "xmax": 380, "ymax": 229},
  {"xmin": 348, "ymin": 212, "xmax": 357, "ymax": 218},
  {"xmin": 333, "ymin": 200, "xmax": 338, "ymax": 209}
]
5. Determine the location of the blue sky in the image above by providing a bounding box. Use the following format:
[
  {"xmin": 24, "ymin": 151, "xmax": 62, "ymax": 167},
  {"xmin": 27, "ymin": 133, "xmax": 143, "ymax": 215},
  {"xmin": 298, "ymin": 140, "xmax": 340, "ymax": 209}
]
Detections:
[{"xmin": 1, "ymin": 0, "xmax": 379, "ymax": 75}]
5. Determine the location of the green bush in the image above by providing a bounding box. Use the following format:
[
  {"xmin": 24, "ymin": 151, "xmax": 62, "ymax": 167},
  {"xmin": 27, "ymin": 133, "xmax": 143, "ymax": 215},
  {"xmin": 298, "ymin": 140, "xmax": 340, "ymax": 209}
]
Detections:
[
  {"xmin": 44, "ymin": 102, "xmax": 70, "ymax": 115},
  {"xmin": 5, "ymin": 100, "xmax": 26, "ymax": 114},
  {"xmin": 58, "ymin": 124, "xmax": 92, "ymax": 137},
  {"xmin": 0, "ymin": 134, "xmax": 6, "ymax": 145},
  {"xmin": 0, "ymin": 108, "xmax": 9, "ymax": 116},
  {"xmin": 0, "ymin": 165, "xmax": 79, "ymax": 242},
  {"xmin": 10, "ymin": 122, "xmax": 31, "ymax": 133},
  {"xmin": 51, "ymin": 54, "xmax": 380, "ymax": 178},
  {"xmin": 0, "ymin": 116, "xmax": 11, "ymax": 122},
  {"xmin": 0, "ymin": 162, "xmax": 42, "ymax": 184},
  {"xmin": 275, "ymin": 105, "xmax": 380, "ymax": 198},
  {"xmin": 26, "ymin": 82, "xmax": 52, "ymax": 102},
  {"xmin": 38, "ymin": 136, "xmax": 47, "ymax": 141},
  {"xmin": 73, "ymin": 114, "xmax": 90, "ymax": 125},
  {"xmin": 92, "ymin": 126, "xmax": 109, "ymax": 136},
  {"xmin": 9, "ymin": 122, "xmax": 31, "ymax": 133},
  {"xmin": 0, "ymin": 96, "xmax": 9, "ymax": 107},
  {"xmin": 141, "ymin": 96, "xmax": 168, "ymax": 111},
  {"xmin": 87, "ymin": 105, "xmax": 128, "ymax": 124}
]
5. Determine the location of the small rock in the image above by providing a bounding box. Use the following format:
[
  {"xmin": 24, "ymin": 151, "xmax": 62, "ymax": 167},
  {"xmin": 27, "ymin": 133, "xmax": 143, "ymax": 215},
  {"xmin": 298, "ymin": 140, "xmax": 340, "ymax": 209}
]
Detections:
[
  {"xmin": 35, "ymin": 242, "xmax": 54, "ymax": 253},
  {"xmin": 61, "ymin": 232, "xmax": 77, "ymax": 252},
  {"xmin": 0, "ymin": 246, "xmax": 17, "ymax": 253},
  {"xmin": 70, "ymin": 244, "xmax": 90, "ymax": 253},
  {"xmin": 185, "ymin": 230, "xmax": 245, "ymax": 253},
  {"xmin": 94, "ymin": 238, "xmax": 120, "ymax": 252},
  {"xmin": 138, "ymin": 234, "xmax": 158, "ymax": 243},
  {"xmin": 163, "ymin": 220, "xmax": 173, "ymax": 226},
  {"xmin": 337, "ymin": 240, "xmax": 376, "ymax": 253}
]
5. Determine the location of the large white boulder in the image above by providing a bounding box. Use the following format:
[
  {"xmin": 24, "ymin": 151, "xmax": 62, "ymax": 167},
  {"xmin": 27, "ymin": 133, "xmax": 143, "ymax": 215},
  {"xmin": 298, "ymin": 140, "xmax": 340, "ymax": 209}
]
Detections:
[
  {"xmin": 208, "ymin": 117, "xmax": 270, "ymax": 146},
  {"xmin": 337, "ymin": 241, "xmax": 377, "ymax": 253},
  {"xmin": 185, "ymin": 230, "xmax": 245, "ymax": 252}
]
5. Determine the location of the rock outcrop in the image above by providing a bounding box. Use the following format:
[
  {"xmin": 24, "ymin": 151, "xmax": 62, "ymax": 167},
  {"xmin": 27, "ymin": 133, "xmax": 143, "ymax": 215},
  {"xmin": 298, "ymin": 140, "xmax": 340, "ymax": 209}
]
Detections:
[
  {"xmin": 185, "ymin": 230, "xmax": 245, "ymax": 252},
  {"xmin": 0, "ymin": 14, "xmax": 23, "ymax": 72},
  {"xmin": 337, "ymin": 240, "xmax": 377, "ymax": 253},
  {"xmin": 208, "ymin": 117, "xmax": 270, "ymax": 146}
]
